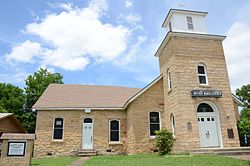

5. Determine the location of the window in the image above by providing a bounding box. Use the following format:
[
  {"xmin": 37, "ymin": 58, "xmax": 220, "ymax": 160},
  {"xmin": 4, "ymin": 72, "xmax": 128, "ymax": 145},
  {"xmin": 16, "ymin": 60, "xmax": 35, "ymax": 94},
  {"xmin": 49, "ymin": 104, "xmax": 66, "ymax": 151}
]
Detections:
[
  {"xmin": 186, "ymin": 16, "xmax": 194, "ymax": 30},
  {"xmin": 53, "ymin": 118, "xmax": 63, "ymax": 140},
  {"xmin": 167, "ymin": 70, "xmax": 172, "ymax": 90},
  {"xmin": 109, "ymin": 120, "xmax": 120, "ymax": 142},
  {"xmin": 170, "ymin": 113, "xmax": 176, "ymax": 138},
  {"xmin": 149, "ymin": 112, "xmax": 160, "ymax": 136},
  {"xmin": 198, "ymin": 64, "xmax": 208, "ymax": 85},
  {"xmin": 197, "ymin": 103, "xmax": 214, "ymax": 113}
]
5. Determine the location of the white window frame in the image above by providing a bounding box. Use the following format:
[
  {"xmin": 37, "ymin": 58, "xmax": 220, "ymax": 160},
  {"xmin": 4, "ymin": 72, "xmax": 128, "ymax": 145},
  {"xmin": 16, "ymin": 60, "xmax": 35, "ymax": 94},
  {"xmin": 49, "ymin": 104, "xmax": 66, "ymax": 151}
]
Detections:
[
  {"xmin": 148, "ymin": 111, "xmax": 161, "ymax": 138},
  {"xmin": 52, "ymin": 117, "xmax": 64, "ymax": 141},
  {"xmin": 109, "ymin": 119, "xmax": 120, "ymax": 143},
  {"xmin": 198, "ymin": 64, "xmax": 208, "ymax": 85},
  {"xmin": 167, "ymin": 69, "xmax": 172, "ymax": 90},
  {"xmin": 170, "ymin": 113, "xmax": 176, "ymax": 138}
]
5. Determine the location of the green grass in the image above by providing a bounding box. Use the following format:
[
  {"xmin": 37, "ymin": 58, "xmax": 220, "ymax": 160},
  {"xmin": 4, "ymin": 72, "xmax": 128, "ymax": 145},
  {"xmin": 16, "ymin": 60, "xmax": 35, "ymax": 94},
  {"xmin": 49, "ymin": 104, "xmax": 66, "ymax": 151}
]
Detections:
[
  {"xmin": 32, "ymin": 156, "xmax": 79, "ymax": 166},
  {"xmin": 84, "ymin": 154, "xmax": 250, "ymax": 166}
]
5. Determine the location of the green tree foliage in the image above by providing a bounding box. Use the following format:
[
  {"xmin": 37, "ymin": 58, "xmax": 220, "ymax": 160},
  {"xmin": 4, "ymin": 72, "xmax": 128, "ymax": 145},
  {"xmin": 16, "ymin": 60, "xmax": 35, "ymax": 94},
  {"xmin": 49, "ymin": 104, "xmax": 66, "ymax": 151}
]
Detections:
[
  {"xmin": 24, "ymin": 68, "xmax": 63, "ymax": 133},
  {"xmin": 155, "ymin": 129, "xmax": 174, "ymax": 155},
  {"xmin": 236, "ymin": 84, "xmax": 250, "ymax": 146},
  {"xmin": 0, "ymin": 83, "xmax": 26, "ymax": 126},
  {"xmin": 236, "ymin": 84, "xmax": 250, "ymax": 107}
]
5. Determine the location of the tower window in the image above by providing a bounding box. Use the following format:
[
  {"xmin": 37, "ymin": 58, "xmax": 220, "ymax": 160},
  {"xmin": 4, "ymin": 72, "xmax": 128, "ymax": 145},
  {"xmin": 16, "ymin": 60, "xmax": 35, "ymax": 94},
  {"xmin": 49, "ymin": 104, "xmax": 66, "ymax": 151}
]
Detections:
[
  {"xmin": 167, "ymin": 70, "xmax": 172, "ymax": 90},
  {"xmin": 198, "ymin": 64, "xmax": 208, "ymax": 85},
  {"xmin": 186, "ymin": 16, "xmax": 194, "ymax": 30},
  {"xmin": 170, "ymin": 113, "xmax": 176, "ymax": 138}
]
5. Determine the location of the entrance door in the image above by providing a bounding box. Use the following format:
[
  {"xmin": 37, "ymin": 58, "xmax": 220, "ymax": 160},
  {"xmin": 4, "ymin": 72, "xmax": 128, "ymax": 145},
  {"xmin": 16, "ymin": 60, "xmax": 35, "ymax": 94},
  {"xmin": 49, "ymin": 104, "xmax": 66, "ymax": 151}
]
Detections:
[
  {"xmin": 198, "ymin": 116, "xmax": 219, "ymax": 147},
  {"xmin": 82, "ymin": 118, "xmax": 93, "ymax": 149},
  {"xmin": 197, "ymin": 103, "xmax": 220, "ymax": 147}
]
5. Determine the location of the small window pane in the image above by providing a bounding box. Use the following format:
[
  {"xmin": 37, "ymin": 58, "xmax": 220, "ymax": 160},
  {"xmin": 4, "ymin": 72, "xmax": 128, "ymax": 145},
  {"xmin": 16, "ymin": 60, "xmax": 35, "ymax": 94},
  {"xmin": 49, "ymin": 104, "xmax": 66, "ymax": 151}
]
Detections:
[
  {"xmin": 111, "ymin": 121, "xmax": 119, "ymax": 130},
  {"xmin": 54, "ymin": 118, "xmax": 63, "ymax": 128},
  {"xmin": 198, "ymin": 118, "xmax": 200, "ymax": 121},
  {"xmin": 150, "ymin": 124, "xmax": 160, "ymax": 136},
  {"xmin": 84, "ymin": 118, "xmax": 92, "ymax": 123},
  {"xmin": 211, "ymin": 118, "xmax": 215, "ymax": 121},
  {"xmin": 110, "ymin": 131, "xmax": 119, "ymax": 141},
  {"xmin": 53, "ymin": 129, "xmax": 63, "ymax": 139},
  {"xmin": 150, "ymin": 112, "xmax": 159, "ymax": 123},
  {"xmin": 201, "ymin": 118, "xmax": 204, "ymax": 122},
  {"xmin": 198, "ymin": 66, "xmax": 205, "ymax": 74},
  {"xmin": 199, "ymin": 76, "xmax": 206, "ymax": 84},
  {"xmin": 207, "ymin": 118, "xmax": 210, "ymax": 121}
]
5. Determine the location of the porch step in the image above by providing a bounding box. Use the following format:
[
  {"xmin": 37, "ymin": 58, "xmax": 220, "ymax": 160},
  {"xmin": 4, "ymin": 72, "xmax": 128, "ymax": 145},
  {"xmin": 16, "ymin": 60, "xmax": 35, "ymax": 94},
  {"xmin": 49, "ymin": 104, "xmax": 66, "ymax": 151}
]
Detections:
[
  {"xmin": 77, "ymin": 149, "xmax": 97, "ymax": 157},
  {"xmin": 190, "ymin": 147, "xmax": 250, "ymax": 156}
]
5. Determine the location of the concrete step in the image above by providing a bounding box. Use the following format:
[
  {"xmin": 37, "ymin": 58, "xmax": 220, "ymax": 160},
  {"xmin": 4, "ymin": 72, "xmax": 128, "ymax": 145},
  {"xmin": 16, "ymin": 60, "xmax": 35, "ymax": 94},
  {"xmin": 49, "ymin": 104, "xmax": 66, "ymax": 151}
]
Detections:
[
  {"xmin": 77, "ymin": 149, "xmax": 97, "ymax": 157},
  {"xmin": 190, "ymin": 147, "xmax": 250, "ymax": 156}
]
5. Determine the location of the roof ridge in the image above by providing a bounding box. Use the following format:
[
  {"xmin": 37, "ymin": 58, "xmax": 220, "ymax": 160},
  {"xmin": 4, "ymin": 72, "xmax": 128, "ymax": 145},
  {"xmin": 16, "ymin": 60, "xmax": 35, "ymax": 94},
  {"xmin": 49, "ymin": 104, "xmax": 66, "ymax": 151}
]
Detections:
[{"xmin": 49, "ymin": 83, "xmax": 141, "ymax": 89}]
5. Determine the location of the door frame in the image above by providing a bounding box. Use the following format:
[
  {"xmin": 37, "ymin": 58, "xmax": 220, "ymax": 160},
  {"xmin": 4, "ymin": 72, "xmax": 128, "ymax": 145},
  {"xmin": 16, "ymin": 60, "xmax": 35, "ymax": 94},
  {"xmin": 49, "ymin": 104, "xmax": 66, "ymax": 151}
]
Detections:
[
  {"xmin": 197, "ymin": 101, "xmax": 223, "ymax": 148},
  {"xmin": 82, "ymin": 117, "xmax": 94, "ymax": 149}
]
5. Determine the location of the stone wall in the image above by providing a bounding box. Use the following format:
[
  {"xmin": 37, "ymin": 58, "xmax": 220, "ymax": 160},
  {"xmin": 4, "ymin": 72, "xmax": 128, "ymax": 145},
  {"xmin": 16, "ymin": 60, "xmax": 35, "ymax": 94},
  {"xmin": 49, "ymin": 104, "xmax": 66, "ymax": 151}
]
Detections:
[
  {"xmin": 158, "ymin": 34, "xmax": 240, "ymax": 151},
  {"xmin": 34, "ymin": 109, "xmax": 126, "ymax": 157},
  {"xmin": 126, "ymin": 78, "xmax": 164, "ymax": 154}
]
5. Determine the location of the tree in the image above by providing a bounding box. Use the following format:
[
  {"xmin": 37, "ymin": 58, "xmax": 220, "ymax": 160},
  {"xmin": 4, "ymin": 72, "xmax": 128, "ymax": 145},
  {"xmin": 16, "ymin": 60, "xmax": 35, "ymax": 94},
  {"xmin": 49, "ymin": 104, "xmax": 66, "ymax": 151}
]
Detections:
[
  {"xmin": 24, "ymin": 68, "xmax": 63, "ymax": 132},
  {"xmin": 236, "ymin": 84, "xmax": 250, "ymax": 108},
  {"xmin": 0, "ymin": 83, "xmax": 26, "ymax": 126},
  {"xmin": 236, "ymin": 84, "xmax": 250, "ymax": 146}
]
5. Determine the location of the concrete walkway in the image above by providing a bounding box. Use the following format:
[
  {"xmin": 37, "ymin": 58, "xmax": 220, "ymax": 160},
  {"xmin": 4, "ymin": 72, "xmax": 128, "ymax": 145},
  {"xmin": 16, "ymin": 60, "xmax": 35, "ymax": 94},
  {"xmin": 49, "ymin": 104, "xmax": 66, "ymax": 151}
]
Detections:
[
  {"xmin": 70, "ymin": 157, "xmax": 89, "ymax": 166},
  {"xmin": 227, "ymin": 155, "xmax": 250, "ymax": 161}
]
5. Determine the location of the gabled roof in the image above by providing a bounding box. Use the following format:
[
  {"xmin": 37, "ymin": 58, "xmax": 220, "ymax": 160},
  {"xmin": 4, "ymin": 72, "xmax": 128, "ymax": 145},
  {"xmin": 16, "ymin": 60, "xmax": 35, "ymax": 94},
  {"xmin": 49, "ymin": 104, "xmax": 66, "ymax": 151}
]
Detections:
[
  {"xmin": 0, "ymin": 113, "xmax": 27, "ymax": 133},
  {"xmin": 33, "ymin": 75, "xmax": 163, "ymax": 111},
  {"xmin": 33, "ymin": 84, "xmax": 141, "ymax": 110},
  {"xmin": 232, "ymin": 93, "xmax": 244, "ymax": 106}
]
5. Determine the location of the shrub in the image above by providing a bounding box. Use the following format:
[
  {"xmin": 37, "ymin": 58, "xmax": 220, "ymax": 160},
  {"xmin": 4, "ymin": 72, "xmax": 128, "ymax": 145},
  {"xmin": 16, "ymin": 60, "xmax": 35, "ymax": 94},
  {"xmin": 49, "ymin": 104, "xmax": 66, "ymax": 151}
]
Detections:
[{"xmin": 155, "ymin": 129, "xmax": 174, "ymax": 155}]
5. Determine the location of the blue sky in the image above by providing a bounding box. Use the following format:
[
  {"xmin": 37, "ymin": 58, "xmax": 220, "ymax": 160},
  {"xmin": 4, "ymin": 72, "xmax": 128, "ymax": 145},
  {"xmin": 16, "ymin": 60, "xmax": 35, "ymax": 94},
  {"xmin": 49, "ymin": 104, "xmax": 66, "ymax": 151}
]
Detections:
[{"xmin": 0, "ymin": 0, "xmax": 250, "ymax": 92}]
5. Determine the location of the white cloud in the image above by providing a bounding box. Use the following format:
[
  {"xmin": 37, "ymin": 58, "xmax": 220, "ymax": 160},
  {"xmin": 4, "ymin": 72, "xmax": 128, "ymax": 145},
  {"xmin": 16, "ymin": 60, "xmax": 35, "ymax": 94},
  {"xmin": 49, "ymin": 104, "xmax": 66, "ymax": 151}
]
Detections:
[
  {"xmin": 6, "ymin": 41, "xmax": 43, "ymax": 63},
  {"xmin": 6, "ymin": 0, "xmax": 131, "ymax": 71},
  {"xmin": 223, "ymin": 22, "xmax": 250, "ymax": 91},
  {"xmin": 124, "ymin": 13, "xmax": 141, "ymax": 25},
  {"xmin": 125, "ymin": 0, "xmax": 133, "ymax": 8}
]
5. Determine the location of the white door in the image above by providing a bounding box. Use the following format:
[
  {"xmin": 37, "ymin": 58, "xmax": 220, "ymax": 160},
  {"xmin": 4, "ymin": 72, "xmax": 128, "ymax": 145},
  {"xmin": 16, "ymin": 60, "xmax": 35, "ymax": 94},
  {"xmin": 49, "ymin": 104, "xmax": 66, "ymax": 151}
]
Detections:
[
  {"xmin": 82, "ymin": 118, "xmax": 93, "ymax": 149},
  {"xmin": 198, "ymin": 116, "xmax": 219, "ymax": 147}
]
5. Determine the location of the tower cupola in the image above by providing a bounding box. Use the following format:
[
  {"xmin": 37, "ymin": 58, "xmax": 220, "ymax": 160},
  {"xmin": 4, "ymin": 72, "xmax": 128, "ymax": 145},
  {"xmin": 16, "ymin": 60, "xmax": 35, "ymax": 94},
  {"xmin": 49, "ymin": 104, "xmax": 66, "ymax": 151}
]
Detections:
[{"xmin": 162, "ymin": 9, "xmax": 208, "ymax": 34}]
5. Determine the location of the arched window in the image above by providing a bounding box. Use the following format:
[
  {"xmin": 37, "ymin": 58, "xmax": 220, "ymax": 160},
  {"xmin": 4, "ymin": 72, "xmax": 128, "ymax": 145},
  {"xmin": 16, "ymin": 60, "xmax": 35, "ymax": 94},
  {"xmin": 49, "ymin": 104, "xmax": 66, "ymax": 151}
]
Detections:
[
  {"xmin": 198, "ymin": 64, "xmax": 208, "ymax": 85},
  {"xmin": 53, "ymin": 118, "xmax": 64, "ymax": 140},
  {"xmin": 167, "ymin": 69, "xmax": 172, "ymax": 90},
  {"xmin": 109, "ymin": 120, "xmax": 120, "ymax": 142},
  {"xmin": 197, "ymin": 103, "xmax": 214, "ymax": 112},
  {"xmin": 170, "ymin": 113, "xmax": 176, "ymax": 138},
  {"xmin": 149, "ymin": 112, "xmax": 160, "ymax": 136},
  {"xmin": 84, "ymin": 118, "xmax": 93, "ymax": 123}
]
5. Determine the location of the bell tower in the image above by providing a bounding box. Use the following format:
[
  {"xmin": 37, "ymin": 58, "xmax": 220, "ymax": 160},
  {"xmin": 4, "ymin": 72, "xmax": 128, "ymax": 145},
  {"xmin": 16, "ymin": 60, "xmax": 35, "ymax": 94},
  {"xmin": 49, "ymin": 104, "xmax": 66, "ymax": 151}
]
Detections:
[{"xmin": 156, "ymin": 9, "xmax": 240, "ymax": 151}]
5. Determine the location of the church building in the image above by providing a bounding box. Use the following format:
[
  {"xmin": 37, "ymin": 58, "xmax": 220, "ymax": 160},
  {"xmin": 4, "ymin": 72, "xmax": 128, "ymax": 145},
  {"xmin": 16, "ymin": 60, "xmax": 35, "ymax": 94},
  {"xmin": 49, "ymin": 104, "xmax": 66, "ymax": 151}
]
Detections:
[{"xmin": 33, "ymin": 9, "xmax": 243, "ymax": 157}]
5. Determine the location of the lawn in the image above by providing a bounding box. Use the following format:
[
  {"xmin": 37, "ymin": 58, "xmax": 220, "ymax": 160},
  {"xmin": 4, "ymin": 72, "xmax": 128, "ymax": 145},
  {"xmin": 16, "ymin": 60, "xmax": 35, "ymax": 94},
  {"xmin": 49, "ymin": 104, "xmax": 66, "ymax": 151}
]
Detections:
[
  {"xmin": 84, "ymin": 154, "xmax": 250, "ymax": 166},
  {"xmin": 32, "ymin": 156, "xmax": 79, "ymax": 166},
  {"xmin": 31, "ymin": 154, "xmax": 250, "ymax": 166}
]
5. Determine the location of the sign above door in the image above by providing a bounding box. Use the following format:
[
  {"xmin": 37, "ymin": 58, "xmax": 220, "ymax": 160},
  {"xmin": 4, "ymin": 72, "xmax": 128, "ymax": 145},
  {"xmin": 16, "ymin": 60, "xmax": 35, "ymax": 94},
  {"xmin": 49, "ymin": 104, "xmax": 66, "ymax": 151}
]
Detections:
[{"xmin": 191, "ymin": 90, "xmax": 222, "ymax": 98}]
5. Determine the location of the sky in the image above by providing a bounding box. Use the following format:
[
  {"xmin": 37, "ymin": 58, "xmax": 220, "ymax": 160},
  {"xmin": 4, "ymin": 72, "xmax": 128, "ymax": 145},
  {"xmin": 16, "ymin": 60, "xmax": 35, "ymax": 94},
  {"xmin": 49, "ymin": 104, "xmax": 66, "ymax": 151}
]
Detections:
[{"xmin": 0, "ymin": 0, "xmax": 249, "ymax": 92}]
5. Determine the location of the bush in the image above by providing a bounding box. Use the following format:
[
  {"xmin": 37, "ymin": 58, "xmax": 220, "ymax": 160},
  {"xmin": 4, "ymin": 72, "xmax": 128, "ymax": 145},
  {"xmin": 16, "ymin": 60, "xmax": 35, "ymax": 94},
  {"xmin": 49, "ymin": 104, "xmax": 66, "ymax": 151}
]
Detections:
[{"xmin": 155, "ymin": 129, "xmax": 174, "ymax": 155}]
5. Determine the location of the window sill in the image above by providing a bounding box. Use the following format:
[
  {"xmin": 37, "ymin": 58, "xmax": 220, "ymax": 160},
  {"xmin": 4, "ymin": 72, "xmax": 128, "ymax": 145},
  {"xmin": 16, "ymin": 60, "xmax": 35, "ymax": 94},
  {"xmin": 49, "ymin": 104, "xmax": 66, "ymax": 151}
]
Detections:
[
  {"xmin": 167, "ymin": 89, "xmax": 172, "ymax": 94},
  {"xmin": 108, "ymin": 142, "xmax": 122, "ymax": 145},
  {"xmin": 51, "ymin": 139, "xmax": 64, "ymax": 143},
  {"xmin": 199, "ymin": 84, "xmax": 211, "ymax": 88},
  {"xmin": 149, "ymin": 136, "xmax": 156, "ymax": 139}
]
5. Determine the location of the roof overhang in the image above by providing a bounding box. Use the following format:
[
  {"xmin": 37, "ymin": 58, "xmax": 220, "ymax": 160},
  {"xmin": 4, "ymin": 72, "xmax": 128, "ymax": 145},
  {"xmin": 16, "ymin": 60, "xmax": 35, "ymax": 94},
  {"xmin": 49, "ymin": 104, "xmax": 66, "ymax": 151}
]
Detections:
[
  {"xmin": 155, "ymin": 31, "xmax": 226, "ymax": 57},
  {"xmin": 232, "ymin": 93, "xmax": 244, "ymax": 106},
  {"xmin": 162, "ymin": 9, "xmax": 208, "ymax": 28}
]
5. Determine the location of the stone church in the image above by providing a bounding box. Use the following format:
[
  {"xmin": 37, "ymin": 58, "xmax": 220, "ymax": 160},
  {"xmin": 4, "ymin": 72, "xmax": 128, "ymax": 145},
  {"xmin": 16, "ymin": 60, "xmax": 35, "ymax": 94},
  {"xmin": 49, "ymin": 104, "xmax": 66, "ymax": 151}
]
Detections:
[{"xmin": 33, "ymin": 9, "xmax": 243, "ymax": 157}]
